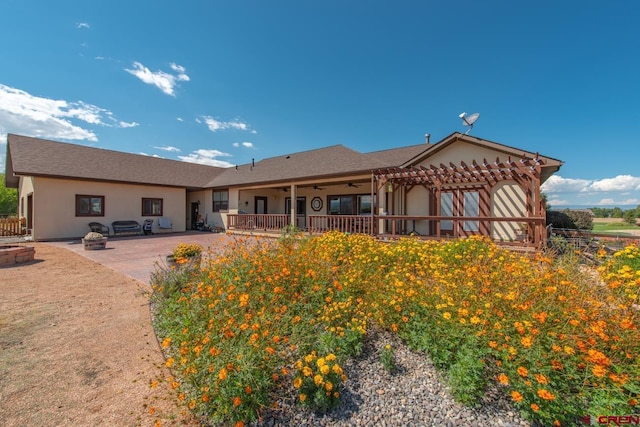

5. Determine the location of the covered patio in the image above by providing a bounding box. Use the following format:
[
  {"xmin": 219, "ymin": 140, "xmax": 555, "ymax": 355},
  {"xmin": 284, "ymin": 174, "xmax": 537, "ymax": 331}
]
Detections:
[{"xmin": 225, "ymin": 154, "xmax": 549, "ymax": 249}]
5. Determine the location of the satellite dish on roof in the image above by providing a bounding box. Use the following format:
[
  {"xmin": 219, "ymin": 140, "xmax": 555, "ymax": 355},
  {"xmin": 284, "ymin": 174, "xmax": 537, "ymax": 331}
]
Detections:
[{"xmin": 459, "ymin": 112, "xmax": 480, "ymax": 134}]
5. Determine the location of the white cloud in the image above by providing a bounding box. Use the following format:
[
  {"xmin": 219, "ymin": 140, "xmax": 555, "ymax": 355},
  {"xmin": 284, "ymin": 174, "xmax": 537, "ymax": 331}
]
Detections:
[
  {"xmin": 176, "ymin": 117, "xmax": 183, "ymax": 122},
  {"xmin": 596, "ymin": 197, "xmax": 639, "ymax": 206},
  {"xmin": 0, "ymin": 84, "xmax": 136, "ymax": 143},
  {"xmin": 585, "ymin": 175, "xmax": 640, "ymax": 192},
  {"xmin": 178, "ymin": 149, "xmax": 234, "ymax": 167},
  {"xmin": 139, "ymin": 152, "xmax": 162, "ymax": 158},
  {"xmin": 197, "ymin": 116, "xmax": 252, "ymax": 133},
  {"xmin": 76, "ymin": 22, "xmax": 90, "ymax": 29},
  {"xmin": 547, "ymin": 198, "xmax": 571, "ymax": 206},
  {"xmin": 232, "ymin": 141, "xmax": 254, "ymax": 148},
  {"xmin": 0, "ymin": 133, "xmax": 6, "ymax": 171},
  {"xmin": 542, "ymin": 174, "xmax": 640, "ymax": 194},
  {"xmin": 154, "ymin": 145, "xmax": 181, "ymax": 153},
  {"xmin": 540, "ymin": 175, "xmax": 591, "ymax": 193},
  {"xmin": 125, "ymin": 61, "xmax": 190, "ymax": 96},
  {"xmin": 170, "ymin": 63, "xmax": 190, "ymax": 82}
]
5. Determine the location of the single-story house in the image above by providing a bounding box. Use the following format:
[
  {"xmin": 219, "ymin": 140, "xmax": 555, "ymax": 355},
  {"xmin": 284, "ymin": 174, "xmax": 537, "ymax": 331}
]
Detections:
[{"xmin": 4, "ymin": 132, "xmax": 562, "ymax": 247}]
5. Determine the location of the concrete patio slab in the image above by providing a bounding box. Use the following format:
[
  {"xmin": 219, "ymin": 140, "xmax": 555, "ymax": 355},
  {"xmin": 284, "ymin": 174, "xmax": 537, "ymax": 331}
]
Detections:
[{"xmin": 45, "ymin": 231, "xmax": 238, "ymax": 284}]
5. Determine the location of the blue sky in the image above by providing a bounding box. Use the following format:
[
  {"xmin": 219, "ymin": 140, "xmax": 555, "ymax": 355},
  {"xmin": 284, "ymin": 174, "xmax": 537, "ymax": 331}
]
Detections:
[{"xmin": 1, "ymin": 1, "xmax": 639, "ymax": 208}]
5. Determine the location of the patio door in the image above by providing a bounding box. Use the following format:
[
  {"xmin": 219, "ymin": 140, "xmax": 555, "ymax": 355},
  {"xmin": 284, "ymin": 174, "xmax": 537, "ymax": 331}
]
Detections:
[
  {"xmin": 255, "ymin": 196, "xmax": 268, "ymax": 229},
  {"xmin": 439, "ymin": 189, "xmax": 481, "ymax": 236}
]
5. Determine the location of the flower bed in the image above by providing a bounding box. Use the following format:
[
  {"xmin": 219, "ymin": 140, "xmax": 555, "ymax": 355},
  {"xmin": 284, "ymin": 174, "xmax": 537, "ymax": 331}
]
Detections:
[{"xmin": 151, "ymin": 234, "xmax": 639, "ymax": 426}]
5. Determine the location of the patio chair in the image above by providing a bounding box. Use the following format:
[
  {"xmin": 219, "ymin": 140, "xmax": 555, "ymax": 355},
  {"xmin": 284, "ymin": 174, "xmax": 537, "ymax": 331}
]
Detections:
[
  {"xmin": 158, "ymin": 216, "xmax": 173, "ymax": 230},
  {"xmin": 88, "ymin": 222, "xmax": 110, "ymax": 236}
]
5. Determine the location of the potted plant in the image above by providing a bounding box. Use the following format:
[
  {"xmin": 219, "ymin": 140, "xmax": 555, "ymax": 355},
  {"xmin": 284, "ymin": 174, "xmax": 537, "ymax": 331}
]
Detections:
[
  {"xmin": 166, "ymin": 243, "xmax": 202, "ymax": 268},
  {"xmin": 82, "ymin": 231, "xmax": 108, "ymax": 250}
]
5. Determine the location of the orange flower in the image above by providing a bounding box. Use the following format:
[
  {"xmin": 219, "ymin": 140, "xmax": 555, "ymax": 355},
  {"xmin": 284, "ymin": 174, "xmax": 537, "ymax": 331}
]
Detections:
[
  {"xmin": 537, "ymin": 389, "xmax": 556, "ymax": 400},
  {"xmin": 534, "ymin": 373, "xmax": 548, "ymax": 384},
  {"xmin": 521, "ymin": 336, "xmax": 533, "ymax": 348},
  {"xmin": 531, "ymin": 403, "xmax": 540, "ymax": 412},
  {"xmin": 591, "ymin": 365, "xmax": 607, "ymax": 378},
  {"xmin": 165, "ymin": 357, "xmax": 174, "ymax": 368},
  {"xmin": 233, "ymin": 396, "xmax": 242, "ymax": 407},
  {"xmin": 511, "ymin": 391, "xmax": 523, "ymax": 402},
  {"xmin": 517, "ymin": 366, "xmax": 529, "ymax": 377},
  {"xmin": 161, "ymin": 337, "xmax": 171, "ymax": 348},
  {"xmin": 245, "ymin": 385, "xmax": 252, "ymax": 394},
  {"xmin": 235, "ymin": 422, "xmax": 244, "ymax": 427},
  {"xmin": 218, "ymin": 367, "xmax": 228, "ymax": 381},
  {"xmin": 498, "ymin": 373, "xmax": 509, "ymax": 385}
]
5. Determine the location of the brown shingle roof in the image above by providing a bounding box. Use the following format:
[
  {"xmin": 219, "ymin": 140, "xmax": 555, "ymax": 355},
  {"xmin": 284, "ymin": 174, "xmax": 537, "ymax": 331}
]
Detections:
[
  {"xmin": 207, "ymin": 145, "xmax": 390, "ymax": 187},
  {"xmin": 6, "ymin": 134, "xmax": 223, "ymax": 188},
  {"xmin": 208, "ymin": 143, "xmax": 434, "ymax": 188},
  {"xmin": 364, "ymin": 144, "xmax": 431, "ymax": 166}
]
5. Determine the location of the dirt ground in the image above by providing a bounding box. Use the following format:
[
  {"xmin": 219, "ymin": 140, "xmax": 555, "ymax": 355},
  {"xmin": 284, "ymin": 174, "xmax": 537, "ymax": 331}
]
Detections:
[{"xmin": 0, "ymin": 243, "xmax": 196, "ymax": 427}]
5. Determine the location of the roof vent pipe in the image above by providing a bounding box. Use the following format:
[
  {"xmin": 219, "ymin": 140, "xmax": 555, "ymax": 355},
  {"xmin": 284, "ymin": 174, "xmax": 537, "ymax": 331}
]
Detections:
[{"xmin": 425, "ymin": 133, "xmax": 430, "ymax": 144}]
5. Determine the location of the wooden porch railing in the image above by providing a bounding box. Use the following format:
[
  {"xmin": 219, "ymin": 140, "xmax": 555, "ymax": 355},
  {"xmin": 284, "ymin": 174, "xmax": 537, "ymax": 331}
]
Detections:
[
  {"xmin": 0, "ymin": 217, "xmax": 27, "ymax": 236},
  {"xmin": 376, "ymin": 215, "xmax": 546, "ymax": 247},
  {"xmin": 309, "ymin": 215, "xmax": 374, "ymax": 235},
  {"xmin": 228, "ymin": 213, "xmax": 548, "ymax": 248},
  {"xmin": 227, "ymin": 214, "xmax": 290, "ymax": 231}
]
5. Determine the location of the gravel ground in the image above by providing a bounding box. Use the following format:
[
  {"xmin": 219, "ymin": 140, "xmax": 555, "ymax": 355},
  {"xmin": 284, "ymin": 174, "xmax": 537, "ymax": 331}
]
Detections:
[{"xmin": 254, "ymin": 327, "xmax": 531, "ymax": 427}]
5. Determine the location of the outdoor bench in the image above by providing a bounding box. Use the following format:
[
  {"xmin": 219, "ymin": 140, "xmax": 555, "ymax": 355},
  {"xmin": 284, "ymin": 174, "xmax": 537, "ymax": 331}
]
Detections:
[{"xmin": 111, "ymin": 220, "xmax": 142, "ymax": 236}]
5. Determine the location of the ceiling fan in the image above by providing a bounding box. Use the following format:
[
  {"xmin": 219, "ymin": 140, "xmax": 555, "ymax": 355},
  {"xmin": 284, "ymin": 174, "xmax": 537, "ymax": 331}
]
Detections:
[
  {"xmin": 313, "ymin": 185, "xmax": 325, "ymax": 190},
  {"xmin": 347, "ymin": 183, "xmax": 361, "ymax": 188}
]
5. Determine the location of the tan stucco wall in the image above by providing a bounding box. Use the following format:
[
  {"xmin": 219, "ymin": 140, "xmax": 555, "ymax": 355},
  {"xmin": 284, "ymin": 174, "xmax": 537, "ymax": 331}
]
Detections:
[
  {"xmin": 491, "ymin": 181, "xmax": 527, "ymax": 240},
  {"xmin": 18, "ymin": 176, "xmax": 34, "ymax": 217},
  {"xmin": 29, "ymin": 177, "xmax": 186, "ymax": 240},
  {"xmin": 406, "ymin": 186, "xmax": 431, "ymax": 235},
  {"xmin": 419, "ymin": 140, "xmax": 513, "ymax": 168}
]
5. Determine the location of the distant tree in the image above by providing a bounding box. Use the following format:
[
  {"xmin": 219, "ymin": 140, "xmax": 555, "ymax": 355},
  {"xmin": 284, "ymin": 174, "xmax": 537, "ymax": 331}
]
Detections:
[
  {"xmin": 0, "ymin": 173, "xmax": 18, "ymax": 216},
  {"xmin": 590, "ymin": 207, "xmax": 610, "ymax": 218},
  {"xmin": 546, "ymin": 209, "xmax": 593, "ymax": 230},
  {"xmin": 566, "ymin": 209, "xmax": 593, "ymax": 230},
  {"xmin": 546, "ymin": 210, "xmax": 575, "ymax": 229},
  {"xmin": 611, "ymin": 207, "xmax": 624, "ymax": 218},
  {"xmin": 623, "ymin": 209, "xmax": 638, "ymax": 226}
]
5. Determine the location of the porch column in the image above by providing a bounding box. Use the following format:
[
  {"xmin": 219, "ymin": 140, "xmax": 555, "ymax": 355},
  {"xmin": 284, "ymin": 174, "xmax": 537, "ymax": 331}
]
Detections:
[
  {"xmin": 290, "ymin": 184, "xmax": 297, "ymax": 227},
  {"xmin": 378, "ymin": 180, "xmax": 388, "ymax": 234}
]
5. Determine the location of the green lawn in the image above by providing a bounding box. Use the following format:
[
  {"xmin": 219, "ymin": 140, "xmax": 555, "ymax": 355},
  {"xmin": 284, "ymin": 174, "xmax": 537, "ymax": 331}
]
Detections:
[{"xmin": 592, "ymin": 221, "xmax": 640, "ymax": 233}]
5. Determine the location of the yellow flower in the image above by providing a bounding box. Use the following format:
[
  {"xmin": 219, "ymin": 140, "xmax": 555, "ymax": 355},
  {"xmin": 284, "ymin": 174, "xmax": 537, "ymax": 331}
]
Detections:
[
  {"xmin": 165, "ymin": 357, "xmax": 174, "ymax": 368},
  {"xmin": 320, "ymin": 365, "xmax": 330, "ymax": 375},
  {"xmin": 325, "ymin": 381, "xmax": 333, "ymax": 391},
  {"xmin": 563, "ymin": 346, "xmax": 575, "ymax": 355},
  {"xmin": 293, "ymin": 377, "xmax": 303, "ymax": 389},
  {"xmin": 443, "ymin": 312, "xmax": 452, "ymax": 320},
  {"xmin": 303, "ymin": 366, "xmax": 313, "ymax": 377},
  {"xmin": 299, "ymin": 393, "xmax": 307, "ymax": 402},
  {"xmin": 314, "ymin": 374, "xmax": 324, "ymax": 386}
]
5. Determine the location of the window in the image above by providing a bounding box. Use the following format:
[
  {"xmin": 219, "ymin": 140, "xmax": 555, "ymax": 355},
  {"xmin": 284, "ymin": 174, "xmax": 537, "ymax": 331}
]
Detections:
[
  {"xmin": 142, "ymin": 198, "xmax": 163, "ymax": 216},
  {"xmin": 213, "ymin": 190, "xmax": 229, "ymax": 212},
  {"xmin": 328, "ymin": 194, "xmax": 373, "ymax": 215},
  {"xmin": 329, "ymin": 195, "xmax": 354, "ymax": 215},
  {"xmin": 463, "ymin": 191, "xmax": 480, "ymax": 231},
  {"xmin": 76, "ymin": 195, "xmax": 105, "ymax": 216},
  {"xmin": 357, "ymin": 195, "xmax": 372, "ymax": 215}
]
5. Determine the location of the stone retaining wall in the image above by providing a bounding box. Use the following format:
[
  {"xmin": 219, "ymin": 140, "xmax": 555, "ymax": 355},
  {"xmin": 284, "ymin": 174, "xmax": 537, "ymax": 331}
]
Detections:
[{"xmin": 0, "ymin": 246, "xmax": 36, "ymax": 266}]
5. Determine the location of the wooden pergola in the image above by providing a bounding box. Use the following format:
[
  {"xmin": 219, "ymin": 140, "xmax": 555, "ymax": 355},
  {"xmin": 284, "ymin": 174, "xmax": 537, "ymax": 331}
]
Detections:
[{"xmin": 372, "ymin": 154, "xmax": 548, "ymax": 247}]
